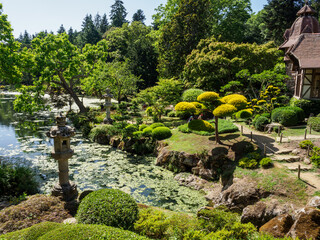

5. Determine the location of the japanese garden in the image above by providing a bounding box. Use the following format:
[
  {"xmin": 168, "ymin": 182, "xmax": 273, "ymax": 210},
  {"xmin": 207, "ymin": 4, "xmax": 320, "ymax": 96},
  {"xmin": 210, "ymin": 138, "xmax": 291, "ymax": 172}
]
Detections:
[{"xmin": 2, "ymin": 0, "xmax": 320, "ymax": 239}]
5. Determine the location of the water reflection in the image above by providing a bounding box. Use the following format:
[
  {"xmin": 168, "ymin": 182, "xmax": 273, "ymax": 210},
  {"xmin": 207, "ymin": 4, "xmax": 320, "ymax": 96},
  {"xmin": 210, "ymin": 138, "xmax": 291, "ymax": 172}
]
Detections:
[{"xmin": 0, "ymin": 94, "xmax": 207, "ymax": 213}]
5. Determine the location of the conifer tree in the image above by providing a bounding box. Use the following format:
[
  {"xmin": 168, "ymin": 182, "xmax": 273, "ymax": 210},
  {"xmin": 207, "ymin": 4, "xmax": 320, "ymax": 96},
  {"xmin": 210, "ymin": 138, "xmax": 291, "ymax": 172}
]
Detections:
[
  {"xmin": 132, "ymin": 9, "xmax": 146, "ymax": 24},
  {"xmin": 110, "ymin": 0, "xmax": 128, "ymax": 27}
]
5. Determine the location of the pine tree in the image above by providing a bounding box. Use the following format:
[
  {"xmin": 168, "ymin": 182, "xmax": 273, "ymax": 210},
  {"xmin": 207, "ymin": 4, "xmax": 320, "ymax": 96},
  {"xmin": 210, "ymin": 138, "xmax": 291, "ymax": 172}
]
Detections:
[
  {"xmin": 79, "ymin": 14, "xmax": 101, "ymax": 46},
  {"xmin": 132, "ymin": 9, "xmax": 146, "ymax": 24},
  {"xmin": 110, "ymin": 0, "xmax": 128, "ymax": 27},
  {"xmin": 99, "ymin": 14, "xmax": 109, "ymax": 34},
  {"xmin": 57, "ymin": 24, "xmax": 66, "ymax": 34}
]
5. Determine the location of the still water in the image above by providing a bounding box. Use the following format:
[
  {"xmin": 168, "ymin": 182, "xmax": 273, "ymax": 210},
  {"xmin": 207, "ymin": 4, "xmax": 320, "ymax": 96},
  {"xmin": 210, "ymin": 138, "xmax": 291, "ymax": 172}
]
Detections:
[{"xmin": 0, "ymin": 94, "xmax": 206, "ymax": 213}]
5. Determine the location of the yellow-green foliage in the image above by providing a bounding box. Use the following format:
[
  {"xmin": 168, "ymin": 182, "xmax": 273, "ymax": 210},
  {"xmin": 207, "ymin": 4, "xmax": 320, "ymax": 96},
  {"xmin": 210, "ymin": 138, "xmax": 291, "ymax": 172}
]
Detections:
[
  {"xmin": 191, "ymin": 102, "xmax": 206, "ymax": 115},
  {"xmin": 235, "ymin": 109, "xmax": 253, "ymax": 119},
  {"xmin": 221, "ymin": 94, "xmax": 247, "ymax": 104},
  {"xmin": 175, "ymin": 102, "xmax": 196, "ymax": 112},
  {"xmin": 197, "ymin": 92, "xmax": 219, "ymax": 102},
  {"xmin": 213, "ymin": 104, "xmax": 237, "ymax": 117}
]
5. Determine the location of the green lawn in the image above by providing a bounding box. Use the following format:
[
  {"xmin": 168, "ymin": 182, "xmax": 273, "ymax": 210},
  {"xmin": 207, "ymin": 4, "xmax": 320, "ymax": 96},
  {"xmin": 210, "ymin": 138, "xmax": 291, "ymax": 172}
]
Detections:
[{"xmin": 271, "ymin": 125, "xmax": 320, "ymax": 137}]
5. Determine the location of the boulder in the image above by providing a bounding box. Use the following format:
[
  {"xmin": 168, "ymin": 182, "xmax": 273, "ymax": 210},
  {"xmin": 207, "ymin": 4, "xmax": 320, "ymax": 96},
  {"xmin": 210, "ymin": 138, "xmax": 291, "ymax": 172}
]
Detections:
[
  {"xmin": 216, "ymin": 177, "xmax": 270, "ymax": 212},
  {"xmin": 259, "ymin": 214, "xmax": 294, "ymax": 238},
  {"xmin": 307, "ymin": 196, "xmax": 320, "ymax": 208},
  {"xmin": 286, "ymin": 207, "xmax": 320, "ymax": 239},
  {"xmin": 241, "ymin": 200, "xmax": 291, "ymax": 228}
]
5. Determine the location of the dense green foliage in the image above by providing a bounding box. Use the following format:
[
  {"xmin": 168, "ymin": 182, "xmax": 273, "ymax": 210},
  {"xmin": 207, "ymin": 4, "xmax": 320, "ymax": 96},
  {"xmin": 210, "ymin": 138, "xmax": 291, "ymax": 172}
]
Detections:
[
  {"xmin": 183, "ymin": 39, "xmax": 281, "ymax": 92},
  {"xmin": 299, "ymin": 140, "xmax": 314, "ymax": 149},
  {"xmin": 110, "ymin": 0, "xmax": 128, "ymax": 27},
  {"xmin": 0, "ymin": 164, "xmax": 38, "ymax": 197},
  {"xmin": 188, "ymin": 120, "xmax": 214, "ymax": 132},
  {"xmin": 89, "ymin": 125, "xmax": 119, "ymax": 144},
  {"xmin": 181, "ymin": 88, "xmax": 204, "ymax": 102},
  {"xmin": 290, "ymin": 97, "xmax": 320, "ymax": 117},
  {"xmin": 308, "ymin": 117, "xmax": 320, "ymax": 132},
  {"xmin": 158, "ymin": 0, "xmax": 211, "ymax": 78},
  {"xmin": 271, "ymin": 106, "xmax": 304, "ymax": 126},
  {"xmin": 254, "ymin": 116, "xmax": 269, "ymax": 131},
  {"xmin": 152, "ymin": 127, "xmax": 172, "ymax": 140},
  {"xmin": 260, "ymin": 157, "xmax": 273, "ymax": 168},
  {"xmin": 76, "ymin": 189, "xmax": 138, "ymax": 230},
  {"xmin": 1, "ymin": 222, "xmax": 149, "ymax": 240}
]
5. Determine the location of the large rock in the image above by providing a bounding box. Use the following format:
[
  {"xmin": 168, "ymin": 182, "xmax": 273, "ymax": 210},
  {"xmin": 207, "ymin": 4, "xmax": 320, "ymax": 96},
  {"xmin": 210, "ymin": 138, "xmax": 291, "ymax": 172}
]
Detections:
[
  {"xmin": 259, "ymin": 214, "xmax": 294, "ymax": 238},
  {"xmin": 216, "ymin": 177, "xmax": 270, "ymax": 212},
  {"xmin": 241, "ymin": 200, "xmax": 291, "ymax": 228},
  {"xmin": 286, "ymin": 207, "xmax": 320, "ymax": 239},
  {"xmin": 306, "ymin": 196, "xmax": 320, "ymax": 209}
]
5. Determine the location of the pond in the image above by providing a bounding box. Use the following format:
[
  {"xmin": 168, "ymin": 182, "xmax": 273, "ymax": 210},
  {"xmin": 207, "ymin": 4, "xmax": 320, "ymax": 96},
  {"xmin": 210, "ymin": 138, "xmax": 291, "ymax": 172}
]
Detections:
[{"xmin": 0, "ymin": 94, "xmax": 207, "ymax": 213}]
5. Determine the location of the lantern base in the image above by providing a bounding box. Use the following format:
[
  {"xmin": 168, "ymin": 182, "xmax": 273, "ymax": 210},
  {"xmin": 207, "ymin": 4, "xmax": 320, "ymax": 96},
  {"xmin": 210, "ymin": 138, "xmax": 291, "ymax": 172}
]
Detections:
[
  {"xmin": 52, "ymin": 182, "xmax": 78, "ymax": 202},
  {"xmin": 103, "ymin": 117, "xmax": 113, "ymax": 124}
]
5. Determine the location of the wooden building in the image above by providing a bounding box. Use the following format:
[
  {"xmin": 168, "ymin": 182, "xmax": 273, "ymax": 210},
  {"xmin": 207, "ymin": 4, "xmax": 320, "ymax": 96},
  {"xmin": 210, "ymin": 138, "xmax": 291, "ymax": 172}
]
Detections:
[{"xmin": 279, "ymin": 4, "xmax": 320, "ymax": 99}]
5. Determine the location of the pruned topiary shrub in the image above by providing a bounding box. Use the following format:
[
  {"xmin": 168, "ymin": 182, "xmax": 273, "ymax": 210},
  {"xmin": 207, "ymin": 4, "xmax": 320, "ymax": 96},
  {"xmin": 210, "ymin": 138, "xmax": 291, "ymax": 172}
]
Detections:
[
  {"xmin": 152, "ymin": 127, "xmax": 172, "ymax": 140},
  {"xmin": 260, "ymin": 158, "xmax": 273, "ymax": 168},
  {"xmin": 213, "ymin": 104, "xmax": 237, "ymax": 117},
  {"xmin": 2, "ymin": 222, "xmax": 149, "ymax": 240},
  {"xmin": 0, "ymin": 163, "xmax": 39, "ymax": 198},
  {"xmin": 254, "ymin": 116, "xmax": 269, "ymax": 131},
  {"xmin": 271, "ymin": 106, "xmax": 304, "ymax": 126},
  {"xmin": 308, "ymin": 117, "xmax": 320, "ymax": 132},
  {"xmin": 142, "ymin": 127, "xmax": 153, "ymax": 137},
  {"xmin": 197, "ymin": 92, "xmax": 219, "ymax": 102},
  {"xmin": 76, "ymin": 189, "xmax": 138, "ymax": 230},
  {"xmin": 150, "ymin": 122, "xmax": 165, "ymax": 129},
  {"xmin": 188, "ymin": 120, "xmax": 214, "ymax": 132},
  {"xmin": 174, "ymin": 102, "xmax": 196, "ymax": 113},
  {"xmin": 235, "ymin": 109, "xmax": 253, "ymax": 119},
  {"xmin": 290, "ymin": 97, "xmax": 320, "ymax": 117},
  {"xmin": 239, "ymin": 157, "xmax": 259, "ymax": 169},
  {"xmin": 182, "ymin": 88, "xmax": 204, "ymax": 102},
  {"xmin": 139, "ymin": 124, "xmax": 148, "ymax": 131}
]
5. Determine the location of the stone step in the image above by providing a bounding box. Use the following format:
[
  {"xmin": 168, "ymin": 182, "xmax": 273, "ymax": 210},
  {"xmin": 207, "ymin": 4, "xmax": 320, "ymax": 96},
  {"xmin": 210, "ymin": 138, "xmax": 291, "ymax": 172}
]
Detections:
[
  {"xmin": 280, "ymin": 162, "xmax": 313, "ymax": 171},
  {"xmin": 272, "ymin": 154, "xmax": 301, "ymax": 162},
  {"xmin": 274, "ymin": 149, "xmax": 295, "ymax": 155}
]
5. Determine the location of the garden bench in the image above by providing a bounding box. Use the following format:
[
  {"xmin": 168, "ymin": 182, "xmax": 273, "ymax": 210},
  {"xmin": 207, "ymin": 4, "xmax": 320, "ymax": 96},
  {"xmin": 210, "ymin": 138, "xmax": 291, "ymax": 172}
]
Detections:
[{"xmin": 264, "ymin": 123, "xmax": 283, "ymax": 134}]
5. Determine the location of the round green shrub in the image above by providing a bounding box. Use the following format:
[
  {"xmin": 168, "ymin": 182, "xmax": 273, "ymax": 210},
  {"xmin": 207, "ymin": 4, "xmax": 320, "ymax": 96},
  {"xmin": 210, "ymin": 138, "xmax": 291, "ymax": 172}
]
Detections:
[
  {"xmin": 167, "ymin": 111, "xmax": 177, "ymax": 117},
  {"xmin": 260, "ymin": 158, "xmax": 273, "ymax": 168},
  {"xmin": 133, "ymin": 131, "xmax": 143, "ymax": 138},
  {"xmin": 271, "ymin": 106, "xmax": 304, "ymax": 126},
  {"xmin": 235, "ymin": 109, "xmax": 252, "ymax": 119},
  {"xmin": 197, "ymin": 92, "xmax": 219, "ymax": 102},
  {"xmin": 254, "ymin": 116, "xmax": 269, "ymax": 131},
  {"xmin": 308, "ymin": 117, "xmax": 320, "ymax": 132},
  {"xmin": 152, "ymin": 127, "xmax": 172, "ymax": 140},
  {"xmin": 261, "ymin": 113, "xmax": 271, "ymax": 119},
  {"xmin": 213, "ymin": 104, "xmax": 237, "ymax": 117},
  {"xmin": 150, "ymin": 122, "xmax": 165, "ymax": 129},
  {"xmin": 142, "ymin": 127, "xmax": 153, "ymax": 137},
  {"xmin": 299, "ymin": 140, "xmax": 314, "ymax": 149},
  {"xmin": 139, "ymin": 124, "xmax": 148, "ymax": 131},
  {"xmin": 174, "ymin": 102, "xmax": 196, "ymax": 113},
  {"xmin": 182, "ymin": 88, "xmax": 204, "ymax": 102},
  {"xmin": 76, "ymin": 189, "xmax": 139, "ymax": 230},
  {"xmin": 188, "ymin": 120, "xmax": 214, "ymax": 132},
  {"xmin": 89, "ymin": 125, "xmax": 118, "ymax": 144},
  {"xmin": 290, "ymin": 97, "xmax": 320, "ymax": 116}
]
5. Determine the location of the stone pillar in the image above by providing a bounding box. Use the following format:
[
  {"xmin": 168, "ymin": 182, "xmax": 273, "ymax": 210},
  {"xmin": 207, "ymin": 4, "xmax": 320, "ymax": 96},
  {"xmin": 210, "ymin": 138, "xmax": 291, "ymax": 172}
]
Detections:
[
  {"xmin": 47, "ymin": 114, "xmax": 78, "ymax": 201},
  {"xmin": 103, "ymin": 88, "xmax": 114, "ymax": 124}
]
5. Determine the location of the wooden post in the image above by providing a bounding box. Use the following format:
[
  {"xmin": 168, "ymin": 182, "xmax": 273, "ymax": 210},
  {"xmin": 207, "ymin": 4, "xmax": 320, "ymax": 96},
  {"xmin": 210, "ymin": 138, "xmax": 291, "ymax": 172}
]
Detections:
[
  {"xmin": 241, "ymin": 125, "xmax": 243, "ymax": 135},
  {"xmin": 263, "ymin": 143, "xmax": 267, "ymax": 157},
  {"xmin": 280, "ymin": 133, "xmax": 283, "ymax": 143},
  {"xmin": 250, "ymin": 132, "xmax": 253, "ymax": 142},
  {"xmin": 304, "ymin": 129, "xmax": 307, "ymax": 140},
  {"xmin": 307, "ymin": 145, "xmax": 310, "ymax": 157},
  {"xmin": 309, "ymin": 125, "xmax": 312, "ymax": 134},
  {"xmin": 278, "ymin": 126, "xmax": 281, "ymax": 136},
  {"xmin": 298, "ymin": 164, "xmax": 301, "ymax": 179}
]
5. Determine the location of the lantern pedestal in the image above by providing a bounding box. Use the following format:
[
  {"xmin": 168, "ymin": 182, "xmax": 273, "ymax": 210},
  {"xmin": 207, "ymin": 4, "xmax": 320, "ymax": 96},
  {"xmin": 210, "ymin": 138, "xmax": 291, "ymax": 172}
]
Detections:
[
  {"xmin": 103, "ymin": 88, "xmax": 114, "ymax": 124},
  {"xmin": 52, "ymin": 182, "xmax": 78, "ymax": 202}
]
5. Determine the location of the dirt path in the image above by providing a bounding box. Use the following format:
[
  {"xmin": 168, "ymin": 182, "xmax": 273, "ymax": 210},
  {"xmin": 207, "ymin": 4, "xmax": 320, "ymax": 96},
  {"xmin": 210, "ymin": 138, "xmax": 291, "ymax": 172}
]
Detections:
[{"xmin": 234, "ymin": 123, "xmax": 320, "ymax": 190}]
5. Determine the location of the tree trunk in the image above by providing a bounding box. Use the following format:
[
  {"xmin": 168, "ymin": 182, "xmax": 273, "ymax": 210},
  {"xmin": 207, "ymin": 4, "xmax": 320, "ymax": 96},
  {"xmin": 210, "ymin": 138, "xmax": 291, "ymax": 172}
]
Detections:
[{"xmin": 215, "ymin": 116, "xmax": 221, "ymax": 144}]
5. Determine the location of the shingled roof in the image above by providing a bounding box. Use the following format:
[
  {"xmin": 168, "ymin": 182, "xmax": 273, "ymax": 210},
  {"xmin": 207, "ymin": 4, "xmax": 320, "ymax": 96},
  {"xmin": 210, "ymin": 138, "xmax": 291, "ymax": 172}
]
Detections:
[{"xmin": 279, "ymin": 3, "xmax": 320, "ymax": 69}]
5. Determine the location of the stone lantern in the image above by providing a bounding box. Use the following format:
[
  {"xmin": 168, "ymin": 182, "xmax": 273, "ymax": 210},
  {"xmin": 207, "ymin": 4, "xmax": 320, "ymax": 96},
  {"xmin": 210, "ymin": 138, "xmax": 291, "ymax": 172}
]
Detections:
[
  {"xmin": 103, "ymin": 88, "xmax": 113, "ymax": 124},
  {"xmin": 46, "ymin": 114, "xmax": 78, "ymax": 201}
]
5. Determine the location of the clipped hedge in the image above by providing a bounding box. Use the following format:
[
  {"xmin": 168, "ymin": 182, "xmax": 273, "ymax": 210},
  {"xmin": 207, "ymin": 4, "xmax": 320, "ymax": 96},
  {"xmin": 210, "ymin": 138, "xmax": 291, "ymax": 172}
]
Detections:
[
  {"xmin": 271, "ymin": 106, "xmax": 304, "ymax": 126},
  {"xmin": 2, "ymin": 222, "xmax": 149, "ymax": 240},
  {"xmin": 254, "ymin": 116, "xmax": 269, "ymax": 131},
  {"xmin": 152, "ymin": 127, "xmax": 172, "ymax": 140},
  {"xmin": 213, "ymin": 104, "xmax": 237, "ymax": 117},
  {"xmin": 188, "ymin": 120, "xmax": 214, "ymax": 132},
  {"xmin": 197, "ymin": 92, "xmax": 219, "ymax": 102},
  {"xmin": 142, "ymin": 127, "xmax": 153, "ymax": 137},
  {"xmin": 76, "ymin": 189, "xmax": 138, "ymax": 230},
  {"xmin": 182, "ymin": 88, "xmax": 204, "ymax": 102},
  {"xmin": 308, "ymin": 117, "xmax": 320, "ymax": 132},
  {"xmin": 150, "ymin": 122, "xmax": 165, "ymax": 129},
  {"xmin": 235, "ymin": 109, "xmax": 253, "ymax": 119}
]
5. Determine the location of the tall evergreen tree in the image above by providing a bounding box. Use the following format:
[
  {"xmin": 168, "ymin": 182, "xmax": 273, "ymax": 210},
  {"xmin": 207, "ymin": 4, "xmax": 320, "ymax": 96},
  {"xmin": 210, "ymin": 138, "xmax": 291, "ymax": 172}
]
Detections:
[
  {"xmin": 68, "ymin": 27, "xmax": 76, "ymax": 44},
  {"xmin": 132, "ymin": 9, "xmax": 146, "ymax": 24},
  {"xmin": 261, "ymin": 0, "xmax": 303, "ymax": 44},
  {"xmin": 57, "ymin": 24, "xmax": 66, "ymax": 34},
  {"xmin": 79, "ymin": 14, "xmax": 101, "ymax": 46},
  {"xmin": 99, "ymin": 14, "xmax": 109, "ymax": 34},
  {"xmin": 110, "ymin": 0, "xmax": 128, "ymax": 27},
  {"xmin": 158, "ymin": 0, "xmax": 211, "ymax": 78}
]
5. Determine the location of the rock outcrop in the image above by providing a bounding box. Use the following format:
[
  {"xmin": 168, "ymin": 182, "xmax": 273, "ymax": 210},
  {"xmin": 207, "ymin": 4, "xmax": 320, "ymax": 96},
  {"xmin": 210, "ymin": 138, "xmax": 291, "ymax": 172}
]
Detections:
[{"xmin": 259, "ymin": 214, "xmax": 294, "ymax": 238}]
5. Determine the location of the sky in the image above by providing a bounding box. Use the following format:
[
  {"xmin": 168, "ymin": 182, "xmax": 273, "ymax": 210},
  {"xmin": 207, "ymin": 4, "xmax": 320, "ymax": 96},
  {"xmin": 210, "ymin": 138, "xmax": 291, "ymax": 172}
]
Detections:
[{"xmin": 1, "ymin": 0, "xmax": 268, "ymax": 38}]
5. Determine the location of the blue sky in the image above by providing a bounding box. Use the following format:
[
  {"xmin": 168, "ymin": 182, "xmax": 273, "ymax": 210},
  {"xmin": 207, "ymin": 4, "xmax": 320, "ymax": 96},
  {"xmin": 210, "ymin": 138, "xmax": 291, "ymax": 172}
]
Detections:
[{"xmin": 1, "ymin": 0, "xmax": 267, "ymax": 37}]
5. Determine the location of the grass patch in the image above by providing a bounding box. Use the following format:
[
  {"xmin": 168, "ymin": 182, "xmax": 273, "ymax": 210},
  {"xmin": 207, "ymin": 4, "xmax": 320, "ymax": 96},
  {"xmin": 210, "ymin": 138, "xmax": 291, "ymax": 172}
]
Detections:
[
  {"xmin": 270, "ymin": 125, "xmax": 320, "ymax": 137},
  {"xmin": 234, "ymin": 167, "xmax": 307, "ymax": 203}
]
